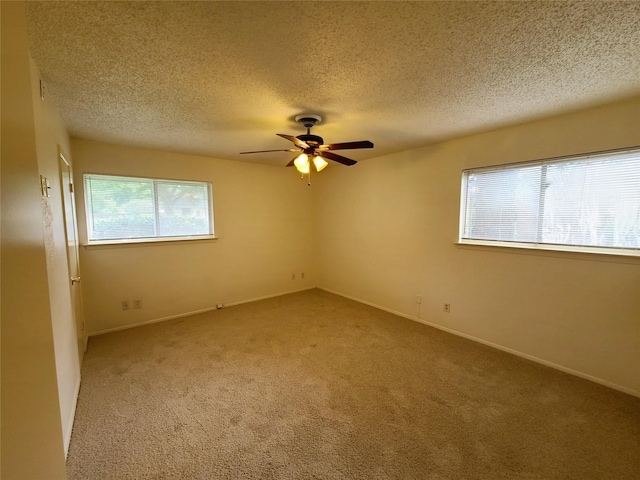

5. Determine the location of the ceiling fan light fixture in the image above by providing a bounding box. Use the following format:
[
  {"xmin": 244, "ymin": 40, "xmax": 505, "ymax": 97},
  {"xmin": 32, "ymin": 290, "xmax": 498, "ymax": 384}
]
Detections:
[
  {"xmin": 294, "ymin": 153, "xmax": 309, "ymax": 173},
  {"xmin": 299, "ymin": 163, "xmax": 310, "ymax": 174},
  {"xmin": 240, "ymin": 113, "xmax": 373, "ymax": 178},
  {"xmin": 313, "ymin": 155, "xmax": 328, "ymax": 172}
]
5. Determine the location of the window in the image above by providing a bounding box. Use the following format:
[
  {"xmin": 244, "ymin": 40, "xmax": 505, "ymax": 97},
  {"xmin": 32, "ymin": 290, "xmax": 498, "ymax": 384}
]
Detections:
[
  {"xmin": 459, "ymin": 147, "xmax": 640, "ymax": 256},
  {"xmin": 84, "ymin": 174, "xmax": 214, "ymax": 243}
]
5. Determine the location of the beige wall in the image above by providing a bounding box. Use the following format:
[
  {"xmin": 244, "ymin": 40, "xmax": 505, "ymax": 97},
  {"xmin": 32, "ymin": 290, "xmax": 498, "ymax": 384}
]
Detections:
[
  {"xmin": 1, "ymin": 2, "xmax": 68, "ymax": 478},
  {"xmin": 72, "ymin": 139, "xmax": 316, "ymax": 334},
  {"xmin": 316, "ymin": 97, "xmax": 640, "ymax": 395},
  {"xmin": 30, "ymin": 57, "xmax": 82, "ymax": 454}
]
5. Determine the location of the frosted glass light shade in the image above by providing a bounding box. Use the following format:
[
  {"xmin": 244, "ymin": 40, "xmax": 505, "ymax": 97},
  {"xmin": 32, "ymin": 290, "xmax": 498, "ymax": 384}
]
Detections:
[
  {"xmin": 313, "ymin": 156, "xmax": 328, "ymax": 172},
  {"xmin": 294, "ymin": 153, "xmax": 309, "ymax": 173},
  {"xmin": 298, "ymin": 162, "xmax": 310, "ymax": 174}
]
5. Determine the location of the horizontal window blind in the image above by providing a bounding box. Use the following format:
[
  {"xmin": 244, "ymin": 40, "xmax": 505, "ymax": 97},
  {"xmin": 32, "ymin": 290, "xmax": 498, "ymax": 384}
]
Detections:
[
  {"xmin": 84, "ymin": 174, "xmax": 213, "ymax": 241},
  {"xmin": 460, "ymin": 148, "xmax": 640, "ymax": 252}
]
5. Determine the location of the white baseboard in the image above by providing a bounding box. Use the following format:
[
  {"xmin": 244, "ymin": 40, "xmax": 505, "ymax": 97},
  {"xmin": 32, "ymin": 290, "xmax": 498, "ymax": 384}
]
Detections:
[
  {"xmin": 89, "ymin": 286, "xmax": 316, "ymax": 337},
  {"xmin": 223, "ymin": 286, "xmax": 316, "ymax": 308},
  {"xmin": 64, "ymin": 373, "xmax": 81, "ymax": 458},
  {"xmin": 319, "ymin": 287, "xmax": 640, "ymax": 398},
  {"xmin": 319, "ymin": 287, "xmax": 418, "ymax": 322}
]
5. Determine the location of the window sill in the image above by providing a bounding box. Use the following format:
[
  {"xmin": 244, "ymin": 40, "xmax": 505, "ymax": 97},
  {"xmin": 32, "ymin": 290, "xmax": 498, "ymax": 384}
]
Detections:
[
  {"xmin": 83, "ymin": 235, "xmax": 217, "ymax": 249},
  {"xmin": 456, "ymin": 239, "xmax": 640, "ymax": 263}
]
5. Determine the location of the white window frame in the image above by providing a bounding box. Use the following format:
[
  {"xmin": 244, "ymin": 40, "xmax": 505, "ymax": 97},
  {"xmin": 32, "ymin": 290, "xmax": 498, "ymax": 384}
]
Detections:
[
  {"xmin": 458, "ymin": 146, "xmax": 640, "ymax": 257},
  {"xmin": 83, "ymin": 173, "xmax": 215, "ymax": 246}
]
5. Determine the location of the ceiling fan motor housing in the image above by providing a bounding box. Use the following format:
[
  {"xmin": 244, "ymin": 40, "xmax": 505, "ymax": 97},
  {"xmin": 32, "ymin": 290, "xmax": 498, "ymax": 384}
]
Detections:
[
  {"xmin": 295, "ymin": 114, "xmax": 323, "ymax": 146},
  {"xmin": 297, "ymin": 133, "xmax": 324, "ymax": 147}
]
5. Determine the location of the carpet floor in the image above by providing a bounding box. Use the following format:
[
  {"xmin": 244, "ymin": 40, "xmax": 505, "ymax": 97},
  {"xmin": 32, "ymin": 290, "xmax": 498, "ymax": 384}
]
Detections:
[{"xmin": 66, "ymin": 289, "xmax": 640, "ymax": 479}]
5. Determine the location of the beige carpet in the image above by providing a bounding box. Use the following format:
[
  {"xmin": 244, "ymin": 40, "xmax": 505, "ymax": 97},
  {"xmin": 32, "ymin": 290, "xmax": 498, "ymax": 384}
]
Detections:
[{"xmin": 67, "ymin": 289, "xmax": 639, "ymax": 479}]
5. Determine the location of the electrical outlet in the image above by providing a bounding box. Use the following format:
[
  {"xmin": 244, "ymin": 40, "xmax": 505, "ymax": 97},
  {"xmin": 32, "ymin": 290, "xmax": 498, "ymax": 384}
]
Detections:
[
  {"xmin": 301, "ymin": 272, "xmax": 305, "ymax": 279},
  {"xmin": 416, "ymin": 295, "xmax": 422, "ymax": 304},
  {"xmin": 444, "ymin": 303, "xmax": 451, "ymax": 313},
  {"xmin": 133, "ymin": 299, "xmax": 142, "ymax": 309},
  {"xmin": 292, "ymin": 273, "xmax": 296, "ymax": 280},
  {"xmin": 122, "ymin": 300, "xmax": 130, "ymax": 311}
]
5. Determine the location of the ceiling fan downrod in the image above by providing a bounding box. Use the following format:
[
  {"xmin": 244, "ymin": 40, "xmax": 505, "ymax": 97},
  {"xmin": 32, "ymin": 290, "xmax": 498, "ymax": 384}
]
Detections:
[{"xmin": 295, "ymin": 114, "xmax": 324, "ymax": 148}]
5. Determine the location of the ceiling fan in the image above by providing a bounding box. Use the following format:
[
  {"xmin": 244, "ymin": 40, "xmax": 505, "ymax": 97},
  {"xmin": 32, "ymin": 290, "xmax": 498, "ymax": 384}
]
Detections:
[{"xmin": 240, "ymin": 114, "xmax": 373, "ymax": 175}]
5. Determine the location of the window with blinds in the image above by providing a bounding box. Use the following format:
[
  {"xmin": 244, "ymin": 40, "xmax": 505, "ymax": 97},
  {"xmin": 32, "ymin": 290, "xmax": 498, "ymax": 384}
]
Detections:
[
  {"xmin": 459, "ymin": 147, "xmax": 640, "ymax": 255},
  {"xmin": 84, "ymin": 174, "xmax": 214, "ymax": 242}
]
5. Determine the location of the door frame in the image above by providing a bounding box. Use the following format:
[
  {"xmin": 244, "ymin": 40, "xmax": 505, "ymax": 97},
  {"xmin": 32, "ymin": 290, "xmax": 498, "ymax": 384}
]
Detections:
[{"xmin": 59, "ymin": 147, "xmax": 87, "ymax": 361}]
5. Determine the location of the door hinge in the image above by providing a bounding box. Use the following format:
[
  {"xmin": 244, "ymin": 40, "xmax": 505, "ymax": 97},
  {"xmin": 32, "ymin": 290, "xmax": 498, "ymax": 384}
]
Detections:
[{"xmin": 69, "ymin": 183, "xmax": 74, "ymax": 193}]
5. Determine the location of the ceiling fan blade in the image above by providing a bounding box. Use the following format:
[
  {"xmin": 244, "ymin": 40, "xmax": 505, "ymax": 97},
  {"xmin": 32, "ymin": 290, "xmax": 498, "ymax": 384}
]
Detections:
[
  {"xmin": 286, "ymin": 156, "xmax": 297, "ymax": 167},
  {"xmin": 277, "ymin": 133, "xmax": 310, "ymax": 149},
  {"xmin": 320, "ymin": 140, "xmax": 374, "ymax": 151},
  {"xmin": 320, "ymin": 151, "xmax": 357, "ymax": 166},
  {"xmin": 240, "ymin": 148, "xmax": 300, "ymax": 154}
]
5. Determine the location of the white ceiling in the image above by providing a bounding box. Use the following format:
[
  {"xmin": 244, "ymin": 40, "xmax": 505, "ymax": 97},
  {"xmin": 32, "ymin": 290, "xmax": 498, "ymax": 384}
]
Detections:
[{"xmin": 26, "ymin": 1, "xmax": 640, "ymax": 167}]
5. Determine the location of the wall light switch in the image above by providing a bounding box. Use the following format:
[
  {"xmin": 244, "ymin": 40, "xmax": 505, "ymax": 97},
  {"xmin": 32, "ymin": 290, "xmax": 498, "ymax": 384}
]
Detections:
[{"xmin": 40, "ymin": 175, "xmax": 50, "ymax": 197}]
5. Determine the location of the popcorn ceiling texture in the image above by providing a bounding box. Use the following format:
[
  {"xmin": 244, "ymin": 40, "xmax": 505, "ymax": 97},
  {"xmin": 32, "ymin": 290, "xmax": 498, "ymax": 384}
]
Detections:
[{"xmin": 26, "ymin": 1, "xmax": 640, "ymax": 166}]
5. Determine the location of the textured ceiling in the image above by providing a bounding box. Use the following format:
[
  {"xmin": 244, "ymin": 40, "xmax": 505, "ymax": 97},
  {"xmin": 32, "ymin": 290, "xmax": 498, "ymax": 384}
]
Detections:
[{"xmin": 26, "ymin": 1, "xmax": 640, "ymax": 167}]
